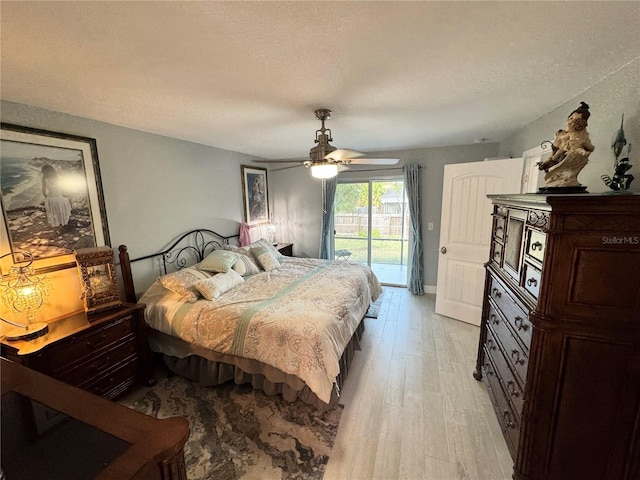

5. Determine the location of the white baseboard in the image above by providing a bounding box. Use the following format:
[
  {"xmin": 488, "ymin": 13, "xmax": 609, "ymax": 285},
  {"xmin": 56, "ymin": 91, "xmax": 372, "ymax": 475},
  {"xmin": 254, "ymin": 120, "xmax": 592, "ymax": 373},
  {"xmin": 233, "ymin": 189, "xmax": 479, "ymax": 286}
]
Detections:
[{"xmin": 424, "ymin": 285, "xmax": 436, "ymax": 294}]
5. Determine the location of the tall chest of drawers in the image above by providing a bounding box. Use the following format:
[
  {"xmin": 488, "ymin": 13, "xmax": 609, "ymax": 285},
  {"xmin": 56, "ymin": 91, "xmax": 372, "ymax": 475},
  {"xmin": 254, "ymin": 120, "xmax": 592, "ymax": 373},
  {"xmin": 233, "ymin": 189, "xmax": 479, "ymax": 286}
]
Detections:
[{"xmin": 473, "ymin": 193, "xmax": 640, "ymax": 480}]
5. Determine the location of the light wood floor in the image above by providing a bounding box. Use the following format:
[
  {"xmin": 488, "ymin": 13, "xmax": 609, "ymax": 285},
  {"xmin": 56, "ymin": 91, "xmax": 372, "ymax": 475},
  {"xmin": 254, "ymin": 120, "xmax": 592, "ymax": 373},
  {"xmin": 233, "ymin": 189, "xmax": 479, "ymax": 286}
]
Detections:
[{"xmin": 323, "ymin": 287, "xmax": 513, "ymax": 480}]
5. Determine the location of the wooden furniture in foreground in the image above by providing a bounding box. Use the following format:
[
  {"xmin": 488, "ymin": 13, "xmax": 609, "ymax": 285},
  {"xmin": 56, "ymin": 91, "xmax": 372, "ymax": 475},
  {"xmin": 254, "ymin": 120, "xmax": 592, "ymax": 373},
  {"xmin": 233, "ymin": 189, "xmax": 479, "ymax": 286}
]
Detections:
[
  {"xmin": 275, "ymin": 242, "xmax": 293, "ymax": 256},
  {"xmin": 1, "ymin": 358, "xmax": 189, "ymax": 480},
  {"xmin": 1, "ymin": 303, "xmax": 155, "ymax": 400},
  {"xmin": 474, "ymin": 193, "xmax": 640, "ymax": 480}
]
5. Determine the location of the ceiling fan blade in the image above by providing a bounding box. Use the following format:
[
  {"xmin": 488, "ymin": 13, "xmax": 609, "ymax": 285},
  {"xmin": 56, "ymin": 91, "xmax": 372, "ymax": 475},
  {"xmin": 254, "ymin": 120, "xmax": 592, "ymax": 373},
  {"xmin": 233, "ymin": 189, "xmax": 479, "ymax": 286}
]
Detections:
[
  {"xmin": 347, "ymin": 157, "xmax": 399, "ymax": 165},
  {"xmin": 324, "ymin": 149, "xmax": 365, "ymax": 162},
  {"xmin": 272, "ymin": 164, "xmax": 304, "ymax": 171},
  {"xmin": 253, "ymin": 159, "xmax": 302, "ymax": 164}
]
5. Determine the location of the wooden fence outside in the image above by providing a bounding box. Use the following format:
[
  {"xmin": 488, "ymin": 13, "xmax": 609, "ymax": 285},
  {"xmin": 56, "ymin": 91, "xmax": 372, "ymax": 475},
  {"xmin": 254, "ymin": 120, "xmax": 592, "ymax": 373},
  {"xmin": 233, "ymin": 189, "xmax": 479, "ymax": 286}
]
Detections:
[{"xmin": 335, "ymin": 213, "xmax": 408, "ymax": 238}]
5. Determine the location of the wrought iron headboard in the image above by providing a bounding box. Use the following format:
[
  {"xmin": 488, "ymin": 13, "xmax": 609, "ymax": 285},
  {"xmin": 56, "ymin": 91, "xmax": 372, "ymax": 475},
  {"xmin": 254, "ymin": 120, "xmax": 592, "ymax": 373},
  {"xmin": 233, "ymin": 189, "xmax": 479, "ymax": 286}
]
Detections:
[{"xmin": 118, "ymin": 228, "xmax": 239, "ymax": 303}]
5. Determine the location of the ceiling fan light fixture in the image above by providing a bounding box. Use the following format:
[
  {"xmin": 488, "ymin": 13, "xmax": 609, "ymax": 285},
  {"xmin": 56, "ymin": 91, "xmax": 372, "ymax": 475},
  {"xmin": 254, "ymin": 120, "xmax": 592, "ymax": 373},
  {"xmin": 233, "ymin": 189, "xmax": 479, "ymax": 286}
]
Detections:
[{"xmin": 310, "ymin": 163, "xmax": 338, "ymax": 179}]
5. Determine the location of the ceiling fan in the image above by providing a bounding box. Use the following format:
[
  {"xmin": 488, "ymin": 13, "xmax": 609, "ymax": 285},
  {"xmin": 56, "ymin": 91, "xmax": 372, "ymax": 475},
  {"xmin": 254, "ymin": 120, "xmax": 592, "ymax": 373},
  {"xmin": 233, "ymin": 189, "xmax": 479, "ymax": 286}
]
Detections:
[{"xmin": 255, "ymin": 109, "xmax": 399, "ymax": 179}]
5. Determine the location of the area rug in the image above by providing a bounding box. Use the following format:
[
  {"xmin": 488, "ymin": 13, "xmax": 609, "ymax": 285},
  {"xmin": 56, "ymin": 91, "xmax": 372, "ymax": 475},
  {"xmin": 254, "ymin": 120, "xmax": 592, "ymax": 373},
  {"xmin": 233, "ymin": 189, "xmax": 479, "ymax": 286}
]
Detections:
[
  {"xmin": 365, "ymin": 291, "xmax": 384, "ymax": 318},
  {"xmin": 119, "ymin": 375, "xmax": 342, "ymax": 480}
]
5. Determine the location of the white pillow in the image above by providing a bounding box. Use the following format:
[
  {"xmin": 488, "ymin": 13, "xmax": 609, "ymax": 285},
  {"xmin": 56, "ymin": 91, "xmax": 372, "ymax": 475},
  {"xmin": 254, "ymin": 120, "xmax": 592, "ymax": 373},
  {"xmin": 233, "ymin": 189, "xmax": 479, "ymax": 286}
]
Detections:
[
  {"xmin": 251, "ymin": 244, "xmax": 281, "ymax": 271},
  {"xmin": 254, "ymin": 238, "xmax": 284, "ymax": 259},
  {"xmin": 194, "ymin": 270, "xmax": 244, "ymax": 300},
  {"xmin": 158, "ymin": 267, "xmax": 212, "ymax": 302},
  {"xmin": 195, "ymin": 250, "xmax": 239, "ymax": 273},
  {"xmin": 232, "ymin": 254, "xmax": 260, "ymax": 276}
]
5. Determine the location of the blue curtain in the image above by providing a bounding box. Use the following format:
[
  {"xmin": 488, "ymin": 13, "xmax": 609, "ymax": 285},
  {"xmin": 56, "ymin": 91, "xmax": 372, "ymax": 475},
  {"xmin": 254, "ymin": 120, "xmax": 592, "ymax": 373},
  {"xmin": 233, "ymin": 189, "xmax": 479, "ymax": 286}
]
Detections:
[
  {"xmin": 319, "ymin": 177, "xmax": 337, "ymax": 259},
  {"xmin": 403, "ymin": 164, "xmax": 424, "ymax": 295}
]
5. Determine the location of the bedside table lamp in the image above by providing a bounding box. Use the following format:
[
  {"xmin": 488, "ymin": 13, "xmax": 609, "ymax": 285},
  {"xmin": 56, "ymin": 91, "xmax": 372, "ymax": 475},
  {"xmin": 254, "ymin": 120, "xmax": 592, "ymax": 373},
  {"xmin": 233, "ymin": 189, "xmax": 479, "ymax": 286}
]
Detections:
[{"xmin": 0, "ymin": 251, "xmax": 50, "ymax": 341}]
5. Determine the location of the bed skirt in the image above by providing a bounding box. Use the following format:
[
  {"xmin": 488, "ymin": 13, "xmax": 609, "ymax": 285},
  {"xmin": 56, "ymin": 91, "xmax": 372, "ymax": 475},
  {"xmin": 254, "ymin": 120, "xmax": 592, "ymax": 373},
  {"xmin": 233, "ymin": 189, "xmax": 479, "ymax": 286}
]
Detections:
[{"xmin": 149, "ymin": 319, "xmax": 365, "ymax": 410}]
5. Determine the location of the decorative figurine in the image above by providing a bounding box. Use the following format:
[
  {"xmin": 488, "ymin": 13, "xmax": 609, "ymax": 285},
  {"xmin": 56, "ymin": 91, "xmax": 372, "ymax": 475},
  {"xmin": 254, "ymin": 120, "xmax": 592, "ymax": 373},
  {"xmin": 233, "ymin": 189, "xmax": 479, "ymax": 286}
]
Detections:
[
  {"xmin": 602, "ymin": 114, "xmax": 634, "ymax": 191},
  {"xmin": 537, "ymin": 102, "xmax": 594, "ymax": 193}
]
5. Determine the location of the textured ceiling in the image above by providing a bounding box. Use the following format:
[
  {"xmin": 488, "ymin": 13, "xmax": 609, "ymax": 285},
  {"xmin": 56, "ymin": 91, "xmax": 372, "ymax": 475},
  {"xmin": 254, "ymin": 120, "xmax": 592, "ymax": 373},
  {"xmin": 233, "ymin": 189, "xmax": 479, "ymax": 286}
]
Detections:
[{"xmin": 1, "ymin": 1, "xmax": 639, "ymax": 160}]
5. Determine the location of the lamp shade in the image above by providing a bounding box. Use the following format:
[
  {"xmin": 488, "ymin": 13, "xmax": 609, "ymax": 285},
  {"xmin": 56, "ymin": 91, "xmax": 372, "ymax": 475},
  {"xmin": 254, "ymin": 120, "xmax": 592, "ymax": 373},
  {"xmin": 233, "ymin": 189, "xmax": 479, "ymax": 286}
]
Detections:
[{"xmin": 311, "ymin": 163, "xmax": 338, "ymax": 179}]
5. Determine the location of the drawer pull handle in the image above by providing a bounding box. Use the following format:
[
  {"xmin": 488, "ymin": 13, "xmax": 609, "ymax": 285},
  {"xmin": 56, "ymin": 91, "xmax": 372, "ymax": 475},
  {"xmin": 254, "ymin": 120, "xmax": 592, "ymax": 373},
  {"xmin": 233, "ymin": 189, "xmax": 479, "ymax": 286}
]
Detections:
[
  {"xmin": 492, "ymin": 287, "xmax": 502, "ymax": 298},
  {"xmin": 91, "ymin": 357, "xmax": 111, "ymax": 371},
  {"xmin": 531, "ymin": 241, "xmax": 543, "ymax": 251},
  {"xmin": 86, "ymin": 333, "xmax": 108, "ymax": 348},
  {"xmin": 511, "ymin": 349, "xmax": 526, "ymax": 366},
  {"xmin": 506, "ymin": 380, "xmax": 519, "ymax": 397},
  {"xmin": 526, "ymin": 277, "xmax": 538, "ymax": 287},
  {"xmin": 494, "ymin": 250, "xmax": 500, "ymax": 258},
  {"xmin": 486, "ymin": 339, "xmax": 497, "ymax": 351},
  {"xmin": 514, "ymin": 316, "xmax": 529, "ymax": 331},
  {"xmin": 502, "ymin": 410, "xmax": 515, "ymax": 428},
  {"xmin": 490, "ymin": 314, "xmax": 499, "ymax": 325},
  {"xmin": 496, "ymin": 225, "xmax": 503, "ymax": 231}
]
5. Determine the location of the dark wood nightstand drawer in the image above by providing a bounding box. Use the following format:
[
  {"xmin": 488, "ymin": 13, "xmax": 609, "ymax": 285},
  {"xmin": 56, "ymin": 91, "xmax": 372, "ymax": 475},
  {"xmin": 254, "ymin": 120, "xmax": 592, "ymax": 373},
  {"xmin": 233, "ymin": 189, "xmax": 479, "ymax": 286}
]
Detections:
[
  {"xmin": 56, "ymin": 337, "xmax": 138, "ymax": 387},
  {"xmin": 84, "ymin": 359, "xmax": 140, "ymax": 399},
  {"xmin": 47, "ymin": 315, "xmax": 135, "ymax": 372}
]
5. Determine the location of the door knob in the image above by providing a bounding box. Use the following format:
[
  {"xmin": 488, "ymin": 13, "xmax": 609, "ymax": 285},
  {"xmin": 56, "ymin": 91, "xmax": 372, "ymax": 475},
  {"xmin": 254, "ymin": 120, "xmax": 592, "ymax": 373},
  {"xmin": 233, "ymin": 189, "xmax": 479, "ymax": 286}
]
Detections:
[{"xmin": 441, "ymin": 246, "xmax": 447, "ymax": 254}]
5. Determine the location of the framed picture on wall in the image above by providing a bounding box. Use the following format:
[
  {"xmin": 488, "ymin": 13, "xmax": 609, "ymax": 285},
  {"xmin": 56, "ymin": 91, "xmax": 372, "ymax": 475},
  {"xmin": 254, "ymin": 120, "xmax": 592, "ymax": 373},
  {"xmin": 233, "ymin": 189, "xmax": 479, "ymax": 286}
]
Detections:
[
  {"xmin": 241, "ymin": 165, "xmax": 270, "ymax": 226},
  {"xmin": 0, "ymin": 124, "xmax": 110, "ymax": 274}
]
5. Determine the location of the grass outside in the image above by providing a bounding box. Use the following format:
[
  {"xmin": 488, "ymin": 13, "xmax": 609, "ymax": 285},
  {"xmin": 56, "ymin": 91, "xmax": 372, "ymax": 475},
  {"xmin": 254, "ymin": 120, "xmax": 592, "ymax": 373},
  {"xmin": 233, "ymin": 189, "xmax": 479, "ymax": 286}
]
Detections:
[{"xmin": 334, "ymin": 237, "xmax": 408, "ymax": 264}]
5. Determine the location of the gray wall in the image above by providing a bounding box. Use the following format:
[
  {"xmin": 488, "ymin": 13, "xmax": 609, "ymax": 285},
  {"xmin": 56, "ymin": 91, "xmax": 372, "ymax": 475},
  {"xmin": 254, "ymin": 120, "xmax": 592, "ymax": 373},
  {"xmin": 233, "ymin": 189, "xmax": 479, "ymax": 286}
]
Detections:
[
  {"xmin": 269, "ymin": 143, "xmax": 501, "ymax": 289},
  {"xmin": 1, "ymin": 100, "xmax": 256, "ymax": 293},
  {"xmin": 499, "ymin": 58, "xmax": 639, "ymax": 194}
]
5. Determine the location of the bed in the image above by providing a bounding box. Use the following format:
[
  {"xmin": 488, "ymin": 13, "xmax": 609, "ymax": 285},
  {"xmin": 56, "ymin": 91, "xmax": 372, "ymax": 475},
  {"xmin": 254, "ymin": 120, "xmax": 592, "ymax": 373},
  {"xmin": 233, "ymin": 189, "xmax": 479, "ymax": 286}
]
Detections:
[{"xmin": 118, "ymin": 229, "xmax": 382, "ymax": 410}]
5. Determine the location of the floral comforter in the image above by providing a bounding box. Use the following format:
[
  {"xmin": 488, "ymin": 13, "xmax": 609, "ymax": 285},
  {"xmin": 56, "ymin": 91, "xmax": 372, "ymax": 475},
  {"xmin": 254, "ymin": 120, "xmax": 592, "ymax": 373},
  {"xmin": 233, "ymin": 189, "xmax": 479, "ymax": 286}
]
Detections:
[{"xmin": 141, "ymin": 257, "xmax": 382, "ymax": 403}]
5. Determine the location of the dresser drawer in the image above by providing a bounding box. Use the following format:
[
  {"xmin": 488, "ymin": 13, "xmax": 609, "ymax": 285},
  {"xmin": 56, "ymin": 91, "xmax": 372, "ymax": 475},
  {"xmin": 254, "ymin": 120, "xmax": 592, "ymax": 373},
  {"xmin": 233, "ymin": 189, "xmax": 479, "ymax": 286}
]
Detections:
[
  {"xmin": 486, "ymin": 326, "xmax": 524, "ymax": 419},
  {"xmin": 487, "ymin": 301, "xmax": 530, "ymax": 385},
  {"xmin": 526, "ymin": 229, "xmax": 546, "ymax": 263},
  {"xmin": 494, "ymin": 215, "xmax": 506, "ymax": 240},
  {"xmin": 47, "ymin": 315, "xmax": 134, "ymax": 372},
  {"xmin": 55, "ymin": 338, "xmax": 138, "ymax": 387},
  {"xmin": 481, "ymin": 347, "xmax": 520, "ymax": 454},
  {"xmin": 490, "ymin": 241, "xmax": 503, "ymax": 265},
  {"xmin": 523, "ymin": 262, "xmax": 542, "ymax": 300},
  {"xmin": 488, "ymin": 275, "xmax": 531, "ymax": 344}
]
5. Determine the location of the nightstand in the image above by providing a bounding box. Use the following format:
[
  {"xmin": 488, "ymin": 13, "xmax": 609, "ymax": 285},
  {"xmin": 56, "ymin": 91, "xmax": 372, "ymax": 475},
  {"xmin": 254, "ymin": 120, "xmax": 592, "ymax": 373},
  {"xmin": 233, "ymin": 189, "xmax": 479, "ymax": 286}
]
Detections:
[
  {"xmin": 275, "ymin": 242, "xmax": 293, "ymax": 256},
  {"xmin": 0, "ymin": 303, "xmax": 155, "ymax": 400}
]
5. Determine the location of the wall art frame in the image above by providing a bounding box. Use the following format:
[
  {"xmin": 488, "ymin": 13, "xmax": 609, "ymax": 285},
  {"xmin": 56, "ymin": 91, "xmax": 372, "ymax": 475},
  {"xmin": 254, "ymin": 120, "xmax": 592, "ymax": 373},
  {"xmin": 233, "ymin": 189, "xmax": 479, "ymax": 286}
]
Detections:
[
  {"xmin": 240, "ymin": 165, "xmax": 270, "ymax": 226},
  {"xmin": 0, "ymin": 123, "xmax": 110, "ymax": 274},
  {"xmin": 74, "ymin": 246, "xmax": 121, "ymax": 316}
]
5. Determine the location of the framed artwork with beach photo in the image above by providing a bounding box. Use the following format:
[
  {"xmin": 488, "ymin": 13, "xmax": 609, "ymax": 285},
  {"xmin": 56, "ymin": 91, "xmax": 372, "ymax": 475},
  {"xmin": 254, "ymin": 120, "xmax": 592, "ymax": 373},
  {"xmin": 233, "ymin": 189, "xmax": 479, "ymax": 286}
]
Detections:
[{"xmin": 0, "ymin": 124, "xmax": 110, "ymax": 273}]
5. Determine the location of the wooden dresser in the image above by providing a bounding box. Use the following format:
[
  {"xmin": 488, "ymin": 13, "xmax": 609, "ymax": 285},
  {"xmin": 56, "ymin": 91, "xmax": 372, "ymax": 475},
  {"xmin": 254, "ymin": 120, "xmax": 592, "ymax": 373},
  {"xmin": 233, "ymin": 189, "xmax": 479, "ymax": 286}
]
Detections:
[
  {"xmin": 473, "ymin": 193, "xmax": 640, "ymax": 480},
  {"xmin": 1, "ymin": 303, "xmax": 154, "ymax": 400}
]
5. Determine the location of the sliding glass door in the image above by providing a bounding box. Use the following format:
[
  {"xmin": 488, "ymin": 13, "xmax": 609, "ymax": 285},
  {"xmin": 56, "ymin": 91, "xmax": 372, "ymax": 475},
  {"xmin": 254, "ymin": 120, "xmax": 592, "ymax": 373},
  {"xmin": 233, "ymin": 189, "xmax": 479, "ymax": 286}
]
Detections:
[{"xmin": 333, "ymin": 178, "xmax": 409, "ymax": 286}]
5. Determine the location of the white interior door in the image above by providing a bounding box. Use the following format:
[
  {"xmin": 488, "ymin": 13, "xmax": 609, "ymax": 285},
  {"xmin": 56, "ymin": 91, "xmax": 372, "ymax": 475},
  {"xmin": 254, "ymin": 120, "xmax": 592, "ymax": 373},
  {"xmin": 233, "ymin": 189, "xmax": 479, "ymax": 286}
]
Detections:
[{"xmin": 435, "ymin": 158, "xmax": 524, "ymax": 325}]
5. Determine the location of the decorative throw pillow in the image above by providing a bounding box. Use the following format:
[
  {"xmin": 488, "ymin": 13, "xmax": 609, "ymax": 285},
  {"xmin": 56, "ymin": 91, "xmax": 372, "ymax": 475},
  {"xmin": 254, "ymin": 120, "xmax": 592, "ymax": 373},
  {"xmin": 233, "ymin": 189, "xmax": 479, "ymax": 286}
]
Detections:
[
  {"xmin": 251, "ymin": 244, "xmax": 281, "ymax": 271},
  {"xmin": 220, "ymin": 244, "xmax": 238, "ymax": 251},
  {"xmin": 235, "ymin": 246, "xmax": 253, "ymax": 258},
  {"xmin": 194, "ymin": 270, "xmax": 244, "ymax": 300},
  {"xmin": 158, "ymin": 267, "xmax": 212, "ymax": 302},
  {"xmin": 232, "ymin": 254, "xmax": 260, "ymax": 276},
  {"xmin": 255, "ymin": 238, "xmax": 284, "ymax": 259},
  {"xmin": 195, "ymin": 250, "xmax": 239, "ymax": 273}
]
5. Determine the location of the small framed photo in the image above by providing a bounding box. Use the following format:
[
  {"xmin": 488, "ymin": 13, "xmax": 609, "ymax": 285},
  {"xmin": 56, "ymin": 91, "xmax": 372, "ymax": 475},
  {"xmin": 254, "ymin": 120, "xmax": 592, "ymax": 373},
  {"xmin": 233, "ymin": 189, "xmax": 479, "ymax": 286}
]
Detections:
[
  {"xmin": 241, "ymin": 165, "xmax": 270, "ymax": 226},
  {"xmin": 75, "ymin": 246, "xmax": 121, "ymax": 316}
]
